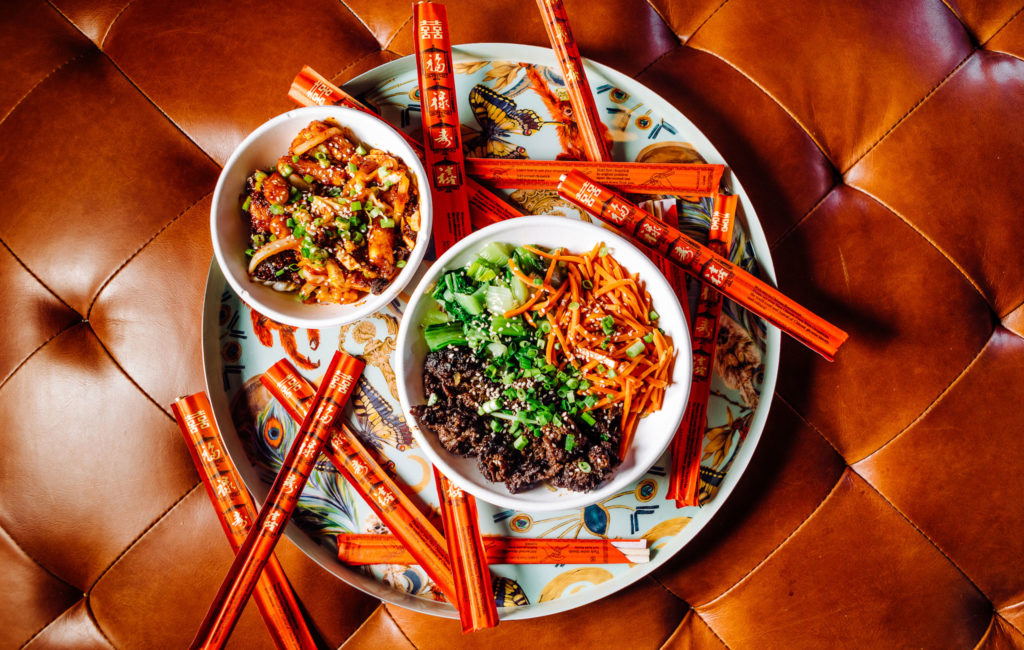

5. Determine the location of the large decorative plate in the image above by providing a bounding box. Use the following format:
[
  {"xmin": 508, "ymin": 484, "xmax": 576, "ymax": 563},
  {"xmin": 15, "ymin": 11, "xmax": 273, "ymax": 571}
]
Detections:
[{"xmin": 202, "ymin": 43, "xmax": 781, "ymax": 620}]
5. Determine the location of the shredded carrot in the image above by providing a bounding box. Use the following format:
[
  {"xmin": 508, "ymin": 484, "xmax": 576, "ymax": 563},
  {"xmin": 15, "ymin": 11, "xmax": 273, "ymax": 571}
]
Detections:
[{"xmin": 511, "ymin": 242, "xmax": 674, "ymax": 460}]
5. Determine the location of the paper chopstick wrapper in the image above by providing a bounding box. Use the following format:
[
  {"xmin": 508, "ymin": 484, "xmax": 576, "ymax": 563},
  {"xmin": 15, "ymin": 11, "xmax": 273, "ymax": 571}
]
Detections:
[
  {"xmin": 536, "ymin": 0, "xmax": 613, "ymax": 162},
  {"xmin": 434, "ymin": 469, "xmax": 498, "ymax": 632},
  {"xmin": 261, "ymin": 359, "xmax": 458, "ymax": 605},
  {"xmin": 466, "ymin": 158, "xmax": 723, "ymax": 196},
  {"xmin": 171, "ymin": 393, "xmax": 317, "ymax": 650},
  {"xmin": 190, "ymin": 351, "xmax": 364, "ymax": 650},
  {"xmin": 289, "ymin": 65, "xmax": 522, "ymax": 229},
  {"xmin": 557, "ymin": 170, "xmax": 848, "ymax": 360},
  {"xmin": 414, "ymin": 2, "xmax": 473, "ymax": 254},
  {"xmin": 337, "ymin": 534, "xmax": 649, "ymax": 565},
  {"xmin": 667, "ymin": 194, "xmax": 737, "ymax": 506}
]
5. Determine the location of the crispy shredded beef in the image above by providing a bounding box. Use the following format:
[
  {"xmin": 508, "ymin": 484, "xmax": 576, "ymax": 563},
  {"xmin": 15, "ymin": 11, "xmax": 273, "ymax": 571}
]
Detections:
[{"xmin": 411, "ymin": 347, "xmax": 621, "ymax": 494}]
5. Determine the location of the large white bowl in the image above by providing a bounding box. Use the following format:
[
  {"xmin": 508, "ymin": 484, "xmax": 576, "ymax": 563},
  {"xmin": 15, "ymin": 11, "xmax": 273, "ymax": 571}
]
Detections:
[
  {"xmin": 395, "ymin": 216, "xmax": 692, "ymax": 512},
  {"xmin": 211, "ymin": 106, "xmax": 432, "ymax": 329}
]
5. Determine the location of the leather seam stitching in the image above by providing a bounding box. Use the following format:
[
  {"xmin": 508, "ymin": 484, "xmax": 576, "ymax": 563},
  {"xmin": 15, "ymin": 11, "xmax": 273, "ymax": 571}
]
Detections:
[
  {"xmin": 997, "ymin": 610, "xmax": 1024, "ymax": 638},
  {"xmin": 853, "ymin": 334, "xmax": 992, "ymax": 464},
  {"xmin": 767, "ymin": 183, "xmax": 838, "ymax": 250},
  {"xmin": 45, "ymin": 3, "xmax": 223, "ymax": 169},
  {"xmin": 327, "ymin": 49, "xmax": 387, "ymax": 87},
  {"xmin": 0, "ymin": 237, "xmax": 79, "ymax": 317},
  {"xmin": 16, "ymin": 597, "xmax": 85, "ymax": 650},
  {"xmin": 773, "ymin": 393, "xmax": 846, "ymax": 461},
  {"xmin": 0, "ymin": 49, "xmax": 87, "ymax": 129},
  {"xmin": 337, "ymin": 602, "xmax": 387, "ymax": 648},
  {"xmin": 841, "ymin": 184, "xmax": 989, "ymax": 305},
  {"xmin": 971, "ymin": 614, "xmax": 999, "ymax": 650},
  {"xmin": 99, "ymin": 0, "xmax": 136, "ymax": 49},
  {"xmin": 636, "ymin": 46, "xmax": 682, "ymax": 80},
  {"xmin": 0, "ymin": 322, "xmax": 78, "ymax": 392},
  {"xmin": 83, "ymin": 597, "xmax": 118, "ymax": 649},
  {"xmin": 686, "ymin": 0, "xmax": 733, "ymax": 43},
  {"xmin": 87, "ymin": 482, "xmax": 202, "ymax": 592},
  {"xmin": 383, "ymin": 15, "xmax": 414, "ymax": 51},
  {"xmin": 695, "ymin": 469, "xmax": 848, "ymax": 608},
  {"xmin": 88, "ymin": 326, "xmax": 178, "ymax": 421},
  {"xmin": 336, "ymin": 0, "xmax": 380, "ymax": 48},
  {"xmin": 0, "ymin": 520, "xmax": 82, "ymax": 608},
  {"xmin": 690, "ymin": 608, "xmax": 732, "ymax": 650},
  {"xmin": 851, "ymin": 471, "xmax": 994, "ymax": 607},
  {"xmin": 85, "ymin": 189, "xmax": 213, "ymax": 320},
  {"xmin": 683, "ymin": 46, "xmax": 838, "ymax": 172},
  {"xmin": 650, "ymin": 573, "xmax": 690, "ymax": 607},
  {"xmin": 381, "ymin": 604, "xmax": 420, "ymax": 649},
  {"xmin": 982, "ymin": 4, "xmax": 1024, "ymax": 47},
  {"xmin": 841, "ymin": 51, "xmax": 974, "ymax": 174}
]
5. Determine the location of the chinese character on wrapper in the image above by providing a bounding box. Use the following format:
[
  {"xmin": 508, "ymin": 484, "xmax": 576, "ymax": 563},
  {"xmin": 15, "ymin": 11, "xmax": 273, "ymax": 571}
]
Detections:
[
  {"xmin": 264, "ymin": 510, "xmax": 284, "ymax": 533},
  {"xmin": 282, "ymin": 473, "xmax": 301, "ymax": 495},
  {"xmin": 419, "ymin": 19, "xmax": 444, "ymax": 40},
  {"xmin": 431, "ymin": 126, "xmax": 454, "ymax": 150},
  {"xmin": 213, "ymin": 475, "xmax": 237, "ymax": 499},
  {"xmin": 692, "ymin": 352, "xmax": 710, "ymax": 379},
  {"xmin": 430, "ymin": 89, "xmax": 451, "ymax": 113}
]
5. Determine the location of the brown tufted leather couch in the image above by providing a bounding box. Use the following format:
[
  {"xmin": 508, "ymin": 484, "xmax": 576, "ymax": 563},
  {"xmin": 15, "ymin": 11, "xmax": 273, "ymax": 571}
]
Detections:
[{"xmin": 4, "ymin": 1, "xmax": 1023, "ymax": 647}]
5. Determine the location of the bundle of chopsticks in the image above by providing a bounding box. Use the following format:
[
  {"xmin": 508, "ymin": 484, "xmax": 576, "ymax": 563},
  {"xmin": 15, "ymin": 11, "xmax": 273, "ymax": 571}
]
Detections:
[{"xmin": 182, "ymin": 1, "xmax": 849, "ymax": 646}]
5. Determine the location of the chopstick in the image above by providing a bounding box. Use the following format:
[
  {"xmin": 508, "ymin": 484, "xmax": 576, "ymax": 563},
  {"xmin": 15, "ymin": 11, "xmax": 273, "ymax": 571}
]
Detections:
[
  {"xmin": 414, "ymin": 1, "xmax": 472, "ymax": 254},
  {"xmin": 261, "ymin": 359, "xmax": 458, "ymax": 605},
  {"xmin": 535, "ymin": 0, "xmax": 613, "ymax": 162},
  {"xmin": 435, "ymin": 470, "xmax": 500, "ymax": 632},
  {"xmin": 172, "ymin": 393, "xmax": 317, "ymax": 650},
  {"xmin": 189, "ymin": 351, "xmax": 364, "ymax": 649},
  {"xmin": 337, "ymin": 533, "xmax": 650, "ymax": 565},
  {"xmin": 557, "ymin": 170, "xmax": 849, "ymax": 360},
  {"xmin": 666, "ymin": 194, "xmax": 737, "ymax": 506}
]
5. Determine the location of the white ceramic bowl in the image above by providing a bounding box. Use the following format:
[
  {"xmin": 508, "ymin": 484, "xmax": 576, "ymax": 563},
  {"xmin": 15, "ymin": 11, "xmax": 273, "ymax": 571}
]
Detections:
[
  {"xmin": 396, "ymin": 216, "xmax": 692, "ymax": 512},
  {"xmin": 211, "ymin": 106, "xmax": 432, "ymax": 328}
]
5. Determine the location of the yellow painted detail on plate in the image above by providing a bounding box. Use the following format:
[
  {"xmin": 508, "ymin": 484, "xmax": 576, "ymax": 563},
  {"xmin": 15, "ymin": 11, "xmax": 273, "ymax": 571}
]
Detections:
[{"xmin": 539, "ymin": 568, "xmax": 614, "ymax": 602}]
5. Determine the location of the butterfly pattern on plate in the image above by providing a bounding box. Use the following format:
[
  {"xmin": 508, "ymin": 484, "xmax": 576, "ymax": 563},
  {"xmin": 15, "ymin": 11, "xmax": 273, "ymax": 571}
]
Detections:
[{"xmin": 464, "ymin": 84, "xmax": 543, "ymax": 159}]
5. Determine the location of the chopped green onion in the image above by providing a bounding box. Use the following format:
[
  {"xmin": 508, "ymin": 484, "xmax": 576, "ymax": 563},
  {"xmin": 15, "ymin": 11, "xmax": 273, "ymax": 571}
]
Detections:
[
  {"xmin": 303, "ymin": 174, "xmax": 314, "ymax": 183},
  {"xmin": 356, "ymin": 144, "xmax": 367, "ymax": 155},
  {"xmin": 396, "ymin": 260, "xmax": 407, "ymax": 268},
  {"xmin": 241, "ymin": 197, "xmax": 251, "ymax": 212},
  {"xmin": 607, "ymin": 367, "xmax": 617, "ymax": 378},
  {"xmin": 580, "ymin": 411, "xmax": 597, "ymax": 426},
  {"xmin": 568, "ymin": 301, "xmax": 579, "ymax": 310},
  {"xmin": 244, "ymin": 248, "xmax": 254, "ymax": 256},
  {"xmin": 314, "ymin": 150, "xmax": 328, "ymax": 161},
  {"xmin": 565, "ymin": 434, "xmax": 576, "ymax": 452},
  {"xmin": 601, "ymin": 316, "xmax": 615, "ymax": 335},
  {"xmin": 491, "ymin": 419, "xmax": 503, "ymax": 432},
  {"xmin": 578, "ymin": 460, "xmax": 592, "ymax": 473},
  {"xmin": 566, "ymin": 378, "xmax": 579, "ymax": 389},
  {"xmin": 270, "ymin": 204, "xmax": 285, "ymax": 215},
  {"xmin": 275, "ymin": 268, "xmax": 286, "ymax": 277},
  {"xmin": 350, "ymin": 201, "xmax": 362, "ymax": 211},
  {"xmin": 533, "ymin": 278, "xmax": 543, "ymax": 285},
  {"xmin": 649, "ymin": 310, "xmax": 660, "ymax": 320},
  {"xmin": 513, "ymin": 435, "xmax": 529, "ymax": 451},
  {"xmin": 291, "ymin": 154, "xmax": 300, "ymax": 163},
  {"xmin": 625, "ymin": 340, "xmax": 645, "ymax": 358},
  {"xmin": 379, "ymin": 217, "xmax": 395, "ymax": 229},
  {"xmin": 279, "ymin": 164, "xmax": 294, "ymax": 177},
  {"xmin": 427, "ymin": 392, "xmax": 439, "ymax": 406},
  {"xmin": 347, "ymin": 162, "xmax": 358, "ymax": 174},
  {"xmin": 598, "ymin": 245, "xmax": 609, "ymax": 257},
  {"xmin": 286, "ymin": 218, "xmax": 296, "ymax": 228},
  {"xmin": 643, "ymin": 333, "xmax": 654, "ymax": 343},
  {"xmin": 581, "ymin": 279, "xmax": 593, "ymax": 290}
]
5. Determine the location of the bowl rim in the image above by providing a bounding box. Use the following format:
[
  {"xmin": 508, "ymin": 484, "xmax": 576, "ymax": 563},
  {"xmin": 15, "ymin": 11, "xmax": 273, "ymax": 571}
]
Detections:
[
  {"xmin": 395, "ymin": 215, "xmax": 691, "ymax": 512},
  {"xmin": 210, "ymin": 105, "xmax": 432, "ymax": 329}
]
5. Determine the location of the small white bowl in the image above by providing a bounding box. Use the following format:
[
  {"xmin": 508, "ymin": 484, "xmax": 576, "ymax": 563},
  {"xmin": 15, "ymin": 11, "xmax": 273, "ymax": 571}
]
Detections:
[
  {"xmin": 211, "ymin": 106, "xmax": 432, "ymax": 328},
  {"xmin": 395, "ymin": 216, "xmax": 692, "ymax": 512}
]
